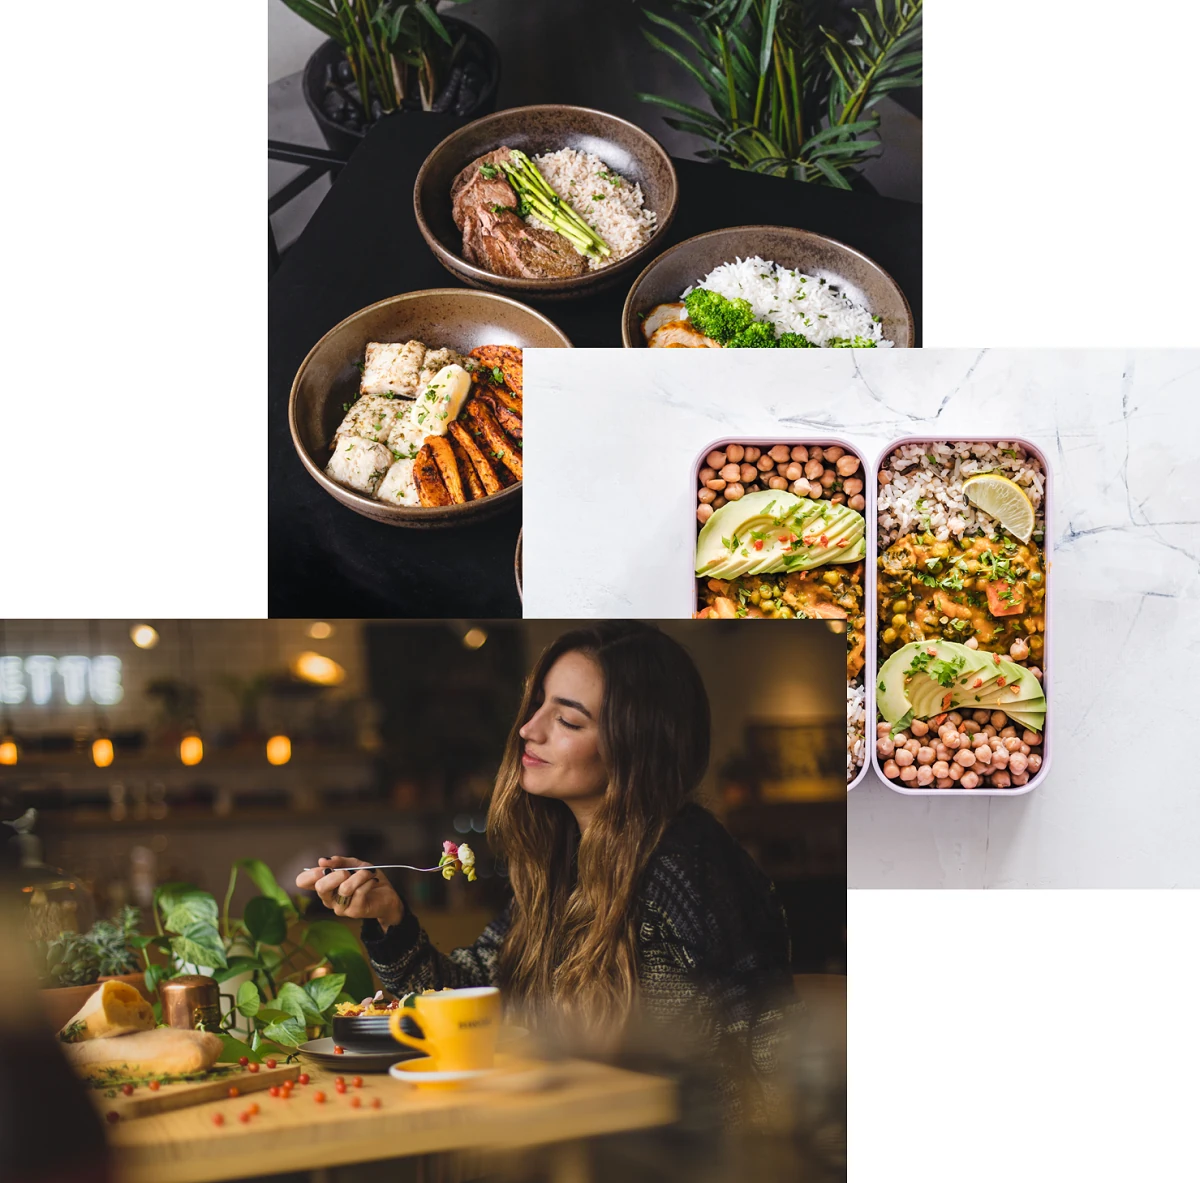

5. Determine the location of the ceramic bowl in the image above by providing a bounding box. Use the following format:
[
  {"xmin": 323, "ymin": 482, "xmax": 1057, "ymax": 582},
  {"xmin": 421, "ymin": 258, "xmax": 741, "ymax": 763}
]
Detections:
[
  {"xmin": 414, "ymin": 104, "xmax": 678, "ymax": 301},
  {"xmin": 289, "ymin": 289, "xmax": 570, "ymax": 528},
  {"xmin": 620, "ymin": 225, "xmax": 914, "ymax": 347}
]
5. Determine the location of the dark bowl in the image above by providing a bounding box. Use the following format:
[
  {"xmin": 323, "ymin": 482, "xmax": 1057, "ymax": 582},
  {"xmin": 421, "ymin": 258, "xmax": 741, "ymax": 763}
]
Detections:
[
  {"xmin": 414, "ymin": 105, "xmax": 679, "ymax": 301},
  {"xmin": 289, "ymin": 289, "xmax": 571, "ymax": 528},
  {"xmin": 332, "ymin": 1012, "xmax": 420, "ymax": 1048},
  {"xmin": 620, "ymin": 226, "xmax": 914, "ymax": 348}
]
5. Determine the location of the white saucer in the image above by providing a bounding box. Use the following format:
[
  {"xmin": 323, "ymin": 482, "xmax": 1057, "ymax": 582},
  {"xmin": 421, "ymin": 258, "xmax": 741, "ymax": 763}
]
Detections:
[{"xmin": 389, "ymin": 1055, "xmax": 509, "ymax": 1087}]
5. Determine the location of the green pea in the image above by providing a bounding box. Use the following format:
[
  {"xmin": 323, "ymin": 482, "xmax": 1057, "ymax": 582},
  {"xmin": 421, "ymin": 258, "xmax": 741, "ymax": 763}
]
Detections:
[
  {"xmin": 882, "ymin": 627, "xmax": 897, "ymax": 644},
  {"xmin": 892, "ymin": 613, "xmax": 907, "ymax": 628}
]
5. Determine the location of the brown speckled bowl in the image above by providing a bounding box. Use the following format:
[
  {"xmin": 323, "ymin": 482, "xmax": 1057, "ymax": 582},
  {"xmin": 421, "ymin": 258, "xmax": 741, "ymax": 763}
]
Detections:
[
  {"xmin": 289, "ymin": 289, "xmax": 571, "ymax": 528},
  {"xmin": 414, "ymin": 105, "xmax": 678, "ymax": 301},
  {"xmin": 620, "ymin": 226, "xmax": 914, "ymax": 347}
]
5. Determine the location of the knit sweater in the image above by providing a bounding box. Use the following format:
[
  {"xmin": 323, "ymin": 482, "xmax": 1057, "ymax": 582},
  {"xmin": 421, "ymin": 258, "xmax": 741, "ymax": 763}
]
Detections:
[{"xmin": 360, "ymin": 804, "xmax": 795, "ymax": 1122}]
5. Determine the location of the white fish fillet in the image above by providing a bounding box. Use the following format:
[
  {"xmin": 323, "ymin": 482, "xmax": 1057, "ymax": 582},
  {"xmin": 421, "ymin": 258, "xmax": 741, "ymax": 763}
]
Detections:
[
  {"xmin": 325, "ymin": 436, "xmax": 391, "ymax": 495},
  {"xmin": 360, "ymin": 341, "xmax": 426, "ymax": 398}
]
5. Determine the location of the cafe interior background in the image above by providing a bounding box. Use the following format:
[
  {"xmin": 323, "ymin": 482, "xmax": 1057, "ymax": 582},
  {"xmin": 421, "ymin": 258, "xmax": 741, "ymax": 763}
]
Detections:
[{"xmin": 1, "ymin": 618, "xmax": 846, "ymax": 974}]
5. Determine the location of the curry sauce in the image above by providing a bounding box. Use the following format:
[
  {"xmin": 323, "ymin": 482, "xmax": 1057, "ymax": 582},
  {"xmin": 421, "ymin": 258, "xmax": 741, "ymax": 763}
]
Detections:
[{"xmin": 877, "ymin": 533, "xmax": 1045, "ymax": 660}]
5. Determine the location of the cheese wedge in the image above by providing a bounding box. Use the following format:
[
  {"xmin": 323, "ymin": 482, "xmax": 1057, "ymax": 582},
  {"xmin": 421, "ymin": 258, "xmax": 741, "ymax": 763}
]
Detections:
[
  {"xmin": 63, "ymin": 1027, "xmax": 223, "ymax": 1080},
  {"xmin": 58, "ymin": 979, "xmax": 155, "ymax": 1044}
]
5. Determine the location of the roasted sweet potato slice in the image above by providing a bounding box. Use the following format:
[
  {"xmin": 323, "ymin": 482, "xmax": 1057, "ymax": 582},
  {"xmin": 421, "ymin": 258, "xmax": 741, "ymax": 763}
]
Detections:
[
  {"xmin": 413, "ymin": 444, "xmax": 452, "ymax": 507},
  {"xmin": 449, "ymin": 421, "xmax": 503, "ymax": 496},
  {"xmin": 427, "ymin": 436, "xmax": 466, "ymax": 505},
  {"xmin": 466, "ymin": 398, "xmax": 522, "ymax": 482},
  {"xmin": 484, "ymin": 393, "xmax": 522, "ymax": 441},
  {"xmin": 469, "ymin": 344, "xmax": 523, "ymax": 399},
  {"xmin": 452, "ymin": 437, "xmax": 485, "ymax": 501}
]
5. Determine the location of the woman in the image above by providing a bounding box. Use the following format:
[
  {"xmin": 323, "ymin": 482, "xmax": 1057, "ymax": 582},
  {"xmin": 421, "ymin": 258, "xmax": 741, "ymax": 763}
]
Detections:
[{"xmin": 296, "ymin": 622, "xmax": 794, "ymax": 1122}]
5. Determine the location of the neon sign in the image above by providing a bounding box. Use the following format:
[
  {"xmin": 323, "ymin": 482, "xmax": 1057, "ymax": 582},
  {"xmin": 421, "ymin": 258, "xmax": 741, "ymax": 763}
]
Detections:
[{"xmin": 0, "ymin": 656, "xmax": 123, "ymax": 706}]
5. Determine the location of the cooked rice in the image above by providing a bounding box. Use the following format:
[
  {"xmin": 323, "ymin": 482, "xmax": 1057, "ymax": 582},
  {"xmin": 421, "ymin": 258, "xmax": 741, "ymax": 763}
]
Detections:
[
  {"xmin": 877, "ymin": 441, "xmax": 1045, "ymax": 547},
  {"xmin": 683, "ymin": 257, "xmax": 892, "ymax": 347},
  {"xmin": 847, "ymin": 680, "xmax": 866, "ymax": 782},
  {"xmin": 526, "ymin": 148, "xmax": 656, "ymax": 271}
]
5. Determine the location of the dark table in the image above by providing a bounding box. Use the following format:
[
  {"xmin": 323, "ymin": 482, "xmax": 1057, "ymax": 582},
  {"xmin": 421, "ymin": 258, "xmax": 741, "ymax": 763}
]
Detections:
[{"xmin": 270, "ymin": 114, "xmax": 922, "ymax": 619}]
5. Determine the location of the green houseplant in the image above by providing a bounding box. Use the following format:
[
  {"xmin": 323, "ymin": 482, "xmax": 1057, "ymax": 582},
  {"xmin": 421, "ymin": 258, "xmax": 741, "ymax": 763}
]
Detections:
[
  {"xmin": 133, "ymin": 859, "xmax": 374, "ymax": 1062},
  {"xmin": 636, "ymin": 0, "xmax": 922, "ymax": 188}
]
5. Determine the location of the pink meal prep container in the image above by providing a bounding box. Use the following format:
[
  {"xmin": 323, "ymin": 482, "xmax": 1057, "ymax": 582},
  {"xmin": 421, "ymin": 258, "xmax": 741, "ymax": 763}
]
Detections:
[
  {"xmin": 688, "ymin": 436, "xmax": 875, "ymax": 792},
  {"xmin": 870, "ymin": 436, "xmax": 1053, "ymax": 797}
]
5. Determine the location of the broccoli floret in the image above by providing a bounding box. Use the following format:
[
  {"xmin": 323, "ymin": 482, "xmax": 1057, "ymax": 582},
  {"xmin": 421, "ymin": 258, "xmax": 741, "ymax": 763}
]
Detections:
[
  {"xmin": 683, "ymin": 289, "xmax": 756, "ymax": 344},
  {"xmin": 776, "ymin": 332, "xmax": 816, "ymax": 348},
  {"xmin": 726, "ymin": 321, "xmax": 779, "ymax": 349},
  {"xmin": 826, "ymin": 335, "xmax": 878, "ymax": 348}
]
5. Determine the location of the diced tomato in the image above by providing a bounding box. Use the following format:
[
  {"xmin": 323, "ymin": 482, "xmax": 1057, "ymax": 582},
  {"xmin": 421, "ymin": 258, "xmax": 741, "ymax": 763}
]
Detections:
[
  {"xmin": 942, "ymin": 692, "xmax": 953, "ymax": 710},
  {"xmin": 972, "ymin": 678, "xmax": 983, "ymax": 688},
  {"xmin": 985, "ymin": 580, "xmax": 1025, "ymax": 616},
  {"xmin": 753, "ymin": 540, "xmax": 764, "ymax": 551},
  {"xmin": 997, "ymin": 676, "xmax": 1007, "ymax": 687}
]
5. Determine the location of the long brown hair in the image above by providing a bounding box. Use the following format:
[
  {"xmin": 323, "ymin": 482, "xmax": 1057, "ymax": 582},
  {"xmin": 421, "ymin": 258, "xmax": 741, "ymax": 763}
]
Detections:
[{"xmin": 488, "ymin": 622, "xmax": 711, "ymax": 1041}]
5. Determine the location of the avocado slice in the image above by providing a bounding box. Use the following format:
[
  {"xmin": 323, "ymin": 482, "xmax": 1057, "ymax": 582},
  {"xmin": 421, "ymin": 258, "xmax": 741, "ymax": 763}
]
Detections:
[
  {"xmin": 1003, "ymin": 703, "xmax": 1046, "ymax": 732},
  {"xmin": 780, "ymin": 502, "xmax": 866, "ymax": 570},
  {"xmin": 876, "ymin": 641, "xmax": 991, "ymax": 727},
  {"xmin": 972, "ymin": 660, "xmax": 1044, "ymax": 708}
]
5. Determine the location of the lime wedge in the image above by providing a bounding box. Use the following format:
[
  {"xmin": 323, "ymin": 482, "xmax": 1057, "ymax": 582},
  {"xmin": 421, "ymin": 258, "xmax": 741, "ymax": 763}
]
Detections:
[{"xmin": 962, "ymin": 474, "xmax": 1036, "ymax": 542}]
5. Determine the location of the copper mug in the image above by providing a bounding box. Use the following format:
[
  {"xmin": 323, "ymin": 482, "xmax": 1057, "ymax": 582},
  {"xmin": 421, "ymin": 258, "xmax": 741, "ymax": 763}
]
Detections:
[{"xmin": 159, "ymin": 974, "xmax": 232, "ymax": 1032}]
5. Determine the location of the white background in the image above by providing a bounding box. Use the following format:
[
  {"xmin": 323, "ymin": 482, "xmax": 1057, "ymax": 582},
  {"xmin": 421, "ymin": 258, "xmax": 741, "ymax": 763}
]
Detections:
[{"xmin": 3, "ymin": 4, "xmax": 1200, "ymax": 1178}]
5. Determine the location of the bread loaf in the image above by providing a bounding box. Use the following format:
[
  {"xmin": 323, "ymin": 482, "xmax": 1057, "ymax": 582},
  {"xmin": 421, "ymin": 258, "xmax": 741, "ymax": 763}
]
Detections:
[
  {"xmin": 58, "ymin": 979, "xmax": 155, "ymax": 1043},
  {"xmin": 62, "ymin": 1027, "xmax": 223, "ymax": 1080}
]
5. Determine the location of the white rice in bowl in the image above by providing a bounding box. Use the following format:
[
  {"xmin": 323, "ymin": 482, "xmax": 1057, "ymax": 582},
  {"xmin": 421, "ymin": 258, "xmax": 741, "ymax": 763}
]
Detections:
[
  {"xmin": 526, "ymin": 148, "xmax": 657, "ymax": 271},
  {"xmin": 684, "ymin": 256, "xmax": 892, "ymax": 347},
  {"xmin": 877, "ymin": 441, "xmax": 1045, "ymax": 547},
  {"xmin": 847, "ymin": 680, "xmax": 866, "ymax": 782}
]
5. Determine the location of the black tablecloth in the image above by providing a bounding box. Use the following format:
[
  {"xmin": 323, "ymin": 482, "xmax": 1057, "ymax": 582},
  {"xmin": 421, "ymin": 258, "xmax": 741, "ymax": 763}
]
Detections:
[{"xmin": 269, "ymin": 113, "xmax": 922, "ymax": 619}]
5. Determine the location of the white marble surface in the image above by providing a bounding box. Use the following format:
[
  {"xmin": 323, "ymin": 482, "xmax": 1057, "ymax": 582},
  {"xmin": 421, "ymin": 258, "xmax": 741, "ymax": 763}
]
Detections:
[{"xmin": 524, "ymin": 348, "xmax": 1200, "ymax": 887}]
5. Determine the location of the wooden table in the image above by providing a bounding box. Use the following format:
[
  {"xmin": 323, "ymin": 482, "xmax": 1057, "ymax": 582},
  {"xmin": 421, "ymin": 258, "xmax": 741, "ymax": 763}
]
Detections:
[{"xmin": 107, "ymin": 1057, "xmax": 677, "ymax": 1183}]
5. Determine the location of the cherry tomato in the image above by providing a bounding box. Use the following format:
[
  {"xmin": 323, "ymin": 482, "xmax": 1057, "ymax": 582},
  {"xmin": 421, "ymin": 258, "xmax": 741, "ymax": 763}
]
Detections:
[
  {"xmin": 334, "ymin": 1046, "xmax": 345, "ymax": 1054},
  {"xmin": 106, "ymin": 1112, "xmax": 120, "ymax": 1125},
  {"xmin": 352, "ymin": 1076, "xmax": 363, "ymax": 1088},
  {"xmin": 212, "ymin": 1113, "xmax": 225, "ymax": 1127},
  {"xmin": 265, "ymin": 1058, "xmax": 277, "ymax": 1069},
  {"xmin": 371, "ymin": 1097, "xmax": 382, "ymax": 1109},
  {"xmin": 228, "ymin": 1086, "xmax": 240, "ymax": 1099},
  {"xmin": 350, "ymin": 1096, "xmax": 361, "ymax": 1109},
  {"xmin": 268, "ymin": 1086, "xmax": 279, "ymax": 1097},
  {"xmin": 297, "ymin": 1073, "xmax": 310, "ymax": 1085},
  {"xmin": 247, "ymin": 1063, "xmax": 260, "ymax": 1074},
  {"xmin": 121, "ymin": 1084, "xmax": 134, "ymax": 1096},
  {"xmin": 248, "ymin": 1103, "xmax": 260, "ymax": 1116},
  {"xmin": 239, "ymin": 1111, "xmax": 252, "ymax": 1124},
  {"xmin": 335, "ymin": 1082, "xmax": 346, "ymax": 1094},
  {"xmin": 335, "ymin": 1076, "xmax": 344, "ymax": 1086},
  {"xmin": 148, "ymin": 1080, "xmax": 161, "ymax": 1092},
  {"xmin": 238, "ymin": 1056, "xmax": 249, "ymax": 1067},
  {"xmin": 314, "ymin": 1091, "xmax": 327, "ymax": 1104}
]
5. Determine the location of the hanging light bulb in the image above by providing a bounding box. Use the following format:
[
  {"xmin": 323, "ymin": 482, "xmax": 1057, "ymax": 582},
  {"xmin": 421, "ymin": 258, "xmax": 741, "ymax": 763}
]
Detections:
[
  {"xmin": 291, "ymin": 651, "xmax": 345, "ymax": 686},
  {"xmin": 130, "ymin": 624, "xmax": 159, "ymax": 649},
  {"xmin": 0, "ymin": 736, "xmax": 17, "ymax": 766},
  {"xmin": 307, "ymin": 622, "xmax": 333, "ymax": 640},
  {"xmin": 265, "ymin": 734, "xmax": 292, "ymax": 766},
  {"xmin": 462, "ymin": 627, "xmax": 488, "ymax": 650},
  {"xmin": 179, "ymin": 732, "xmax": 204, "ymax": 767},
  {"xmin": 92, "ymin": 736, "xmax": 114, "ymax": 768}
]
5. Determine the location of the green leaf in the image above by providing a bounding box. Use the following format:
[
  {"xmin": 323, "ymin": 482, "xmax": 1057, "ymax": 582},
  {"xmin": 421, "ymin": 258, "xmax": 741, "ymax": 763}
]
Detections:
[
  {"xmin": 302, "ymin": 920, "xmax": 362, "ymax": 958},
  {"xmin": 218, "ymin": 1033, "xmax": 264, "ymax": 1065},
  {"xmin": 129, "ymin": 934, "xmax": 169, "ymax": 951},
  {"xmin": 329, "ymin": 952, "xmax": 374, "ymax": 1005},
  {"xmin": 414, "ymin": 1, "xmax": 451, "ymax": 44},
  {"xmin": 759, "ymin": 0, "xmax": 782, "ymax": 76},
  {"xmin": 144, "ymin": 963, "xmax": 167, "ymax": 997},
  {"xmin": 243, "ymin": 896, "xmax": 287, "ymax": 947},
  {"xmin": 170, "ymin": 922, "xmax": 228, "ymax": 970},
  {"xmin": 163, "ymin": 890, "xmax": 219, "ymax": 935},
  {"xmin": 253, "ymin": 1007, "xmax": 294, "ymax": 1025},
  {"xmin": 303, "ymin": 973, "xmax": 346, "ymax": 1016},
  {"xmin": 235, "ymin": 980, "xmax": 261, "ymax": 1018},
  {"xmin": 213, "ymin": 955, "xmax": 263, "ymax": 984},
  {"xmin": 262, "ymin": 1017, "xmax": 308, "ymax": 1049},
  {"xmin": 276, "ymin": 982, "xmax": 323, "ymax": 1025},
  {"xmin": 233, "ymin": 859, "xmax": 296, "ymax": 918}
]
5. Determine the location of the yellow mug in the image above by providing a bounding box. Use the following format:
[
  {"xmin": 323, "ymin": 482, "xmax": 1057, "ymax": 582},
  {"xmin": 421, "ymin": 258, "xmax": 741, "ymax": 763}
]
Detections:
[{"xmin": 389, "ymin": 987, "xmax": 501, "ymax": 1071}]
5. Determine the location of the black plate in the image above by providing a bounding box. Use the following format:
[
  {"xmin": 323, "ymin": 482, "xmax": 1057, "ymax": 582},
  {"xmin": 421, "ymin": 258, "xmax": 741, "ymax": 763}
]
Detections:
[{"xmin": 297, "ymin": 1037, "xmax": 424, "ymax": 1073}]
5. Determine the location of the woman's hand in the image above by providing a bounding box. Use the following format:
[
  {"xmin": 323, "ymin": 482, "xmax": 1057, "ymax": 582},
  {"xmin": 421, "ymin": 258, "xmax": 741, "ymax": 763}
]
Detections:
[{"xmin": 294, "ymin": 857, "xmax": 404, "ymax": 930}]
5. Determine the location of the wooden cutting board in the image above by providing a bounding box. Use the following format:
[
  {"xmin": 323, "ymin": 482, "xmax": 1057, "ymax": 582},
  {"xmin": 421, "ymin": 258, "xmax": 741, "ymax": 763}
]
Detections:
[{"xmin": 90, "ymin": 1062, "xmax": 300, "ymax": 1121}]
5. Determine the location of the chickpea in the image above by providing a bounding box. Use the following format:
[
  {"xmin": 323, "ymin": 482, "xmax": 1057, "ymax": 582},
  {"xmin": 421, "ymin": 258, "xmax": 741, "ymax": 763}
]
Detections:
[
  {"xmin": 877, "ymin": 722, "xmax": 892, "ymax": 737},
  {"xmin": 725, "ymin": 444, "xmax": 745, "ymax": 463},
  {"xmin": 953, "ymin": 749, "xmax": 976, "ymax": 768},
  {"xmin": 936, "ymin": 777, "xmax": 955, "ymax": 789},
  {"xmin": 740, "ymin": 464, "xmax": 758, "ymax": 484},
  {"xmin": 1000, "ymin": 726, "xmax": 1017, "ymax": 739},
  {"xmin": 948, "ymin": 762, "xmax": 963, "ymax": 781},
  {"xmin": 943, "ymin": 731, "xmax": 962, "ymax": 750},
  {"xmin": 768, "ymin": 444, "xmax": 791, "ymax": 463},
  {"xmin": 754, "ymin": 454, "xmax": 773, "ymax": 473},
  {"xmin": 835, "ymin": 454, "xmax": 860, "ymax": 477},
  {"xmin": 822, "ymin": 570, "xmax": 841, "ymax": 588},
  {"xmin": 909, "ymin": 719, "xmax": 929, "ymax": 737},
  {"xmin": 768, "ymin": 476, "xmax": 789, "ymax": 490},
  {"xmin": 790, "ymin": 446, "xmax": 808, "ymax": 462},
  {"xmin": 725, "ymin": 483, "xmax": 745, "ymax": 501},
  {"xmin": 972, "ymin": 709, "xmax": 990, "ymax": 725},
  {"xmin": 803, "ymin": 459, "xmax": 823, "ymax": 480},
  {"xmin": 820, "ymin": 469, "xmax": 837, "ymax": 489},
  {"xmin": 712, "ymin": 496, "xmax": 726, "ymax": 509},
  {"xmin": 916, "ymin": 746, "xmax": 935, "ymax": 765},
  {"xmin": 916, "ymin": 765, "xmax": 934, "ymax": 786},
  {"xmin": 959, "ymin": 771, "xmax": 980, "ymax": 789},
  {"xmin": 1022, "ymin": 730, "xmax": 1042, "ymax": 747},
  {"xmin": 899, "ymin": 765, "xmax": 917, "ymax": 782},
  {"xmin": 823, "ymin": 445, "xmax": 844, "ymax": 462},
  {"xmin": 698, "ymin": 488, "xmax": 716, "ymax": 504},
  {"xmin": 974, "ymin": 745, "xmax": 992, "ymax": 766},
  {"xmin": 843, "ymin": 477, "xmax": 864, "ymax": 495},
  {"xmin": 930, "ymin": 717, "xmax": 948, "ymax": 732},
  {"xmin": 743, "ymin": 446, "xmax": 761, "ymax": 462},
  {"xmin": 1009, "ymin": 638, "xmax": 1030, "ymax": 662},
  {"xmin": 831, "ymin": 493, "xmax": 847, "ymax": 505},
  {"xmin": 983, "ymin": 725, "xmax": 997, "ymax": 738},
  {"xmin": 1010, "ymin": 771, "xmax": 1029, "ymax": 786},
  {"xmin": 962, "ymin": 719, "xmax": 981, "ymax": 735},
  {"xmin": 698, "ymin": 467, "xmax": 715, "ymax": 484},
  {"xmin": 785, "ymin": 462, "xmax": 803, "ymax": 481},
  {"xmin": 809, "ymin": 446, "xmax": 824, "ymax": 461},
  {"xmin": 1003, "ymin": 737, "xmax": 1021, "ymax": 753},
  {"xmin": 877, "ymin": 737, "xmax": 895, "ymax": 758},
  {"xmin": 718, "ymin": 463, "xmax": 738, "ymax": 483},
  {"xmin": 990, "ymin": 770, "xmax": 1012, "ymax": 788},
  {"xmin": 848, "ymin": 494, "xmax": 866, "ymax": 511},
  {"xmin": 932, "ymin": 760, "xmax": 950, "ymax": 778},
  {"xmin": 1008, "ymin": 752, "xmax": 1028, "ymax": 775},
  {"xmin": 1029, "ymin": 667, "xmax": 1043, "ymax": 681},
  {"xmin": 881, "ymin": 627, "xmax": 897, "ymax": 644},
  {"xmin": 1027, "ymin": 753, "xmax": 1042, "ymax": 773},
  {"xmin": 948, "ymin": 712, "xmax": 963, "ymax": 726},
  {"xmin": 790, "ymin": 479, "xmax": 808, "ymax": 496},
  {"xmin": 706, "ymin": 477, "xmax": 726, "ymax": 491},
  {"xmin": 935, "ymin": 744, "xmax": 951, "ymax": 762},
  {"xmin": 964, "ymin": 636, "xmax": 979, "ymax": 650},
  {"xmin": 894, "ymin": 748, "xmax": 914, "ymax": 767},
  {"xmin": 883, "ymin": 759, "xmax": 900, "ymax": 779},
  {"xmin": 878, "ymin": 469, "xmax": 892, "ymax": 484},
  {"xmin": 972, "ymin": 732, "xmax": 990, "ymax": 749},
  {"xmin": 1018, "ymin": 743, "xmax": 1030, "ymax": 756},
  {"xmin": 988, "ymin": 736, "xmax": 1005, "ymax": 754},
  {"xmin": 697, "ymin": 504, "xmax": 714, "ymax": 524},
  {"xmin": 892, "ymin": 732, "xmax": 909, "ymax": 745},
  {"xmin": 905, "ymin": 739, "xmax": 921, "ymax": 756},
  {"xmin": 990, "ymin": 711, "xmax": 1008, "ymax": 730},
  {"xmin": 805, "ymin": 482, "xmax": 824, "ymax": 499},
  {"xmin": 706, "ymin": 450, "xmax": 726, "ymax": 469}
]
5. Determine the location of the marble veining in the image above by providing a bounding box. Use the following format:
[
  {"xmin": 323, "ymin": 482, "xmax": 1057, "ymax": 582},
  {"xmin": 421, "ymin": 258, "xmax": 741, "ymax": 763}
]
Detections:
[{"xmin": 524, "ymin": 348, "xmax": 1200, "ymax": 887}]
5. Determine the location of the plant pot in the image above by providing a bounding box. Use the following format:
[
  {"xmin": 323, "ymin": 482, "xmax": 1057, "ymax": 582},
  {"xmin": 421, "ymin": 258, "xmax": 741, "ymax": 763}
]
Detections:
[
  {"xmin": 302, "ymin": 20, "xmax": 501, "ymax": 159},
  {"xmin": 39, "ymin": 972, "xmax": 154, "ymax": 1032}
]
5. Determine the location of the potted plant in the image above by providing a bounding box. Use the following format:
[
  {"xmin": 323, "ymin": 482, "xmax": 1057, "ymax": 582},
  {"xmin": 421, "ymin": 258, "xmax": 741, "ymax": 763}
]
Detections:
[
  {"xmin": 634, "ymin": 0, "xmax": 921, "ymax": 188},
  {"xmin": 37, "ymin": 907, "xmax": 153, "ymax": 1030},
  {"xmin": 279, "ymin": 1, "xmax": 502, "ymax": 156}
]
